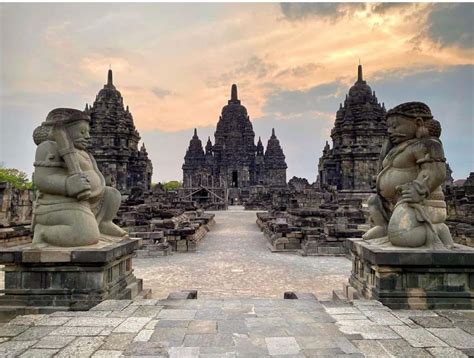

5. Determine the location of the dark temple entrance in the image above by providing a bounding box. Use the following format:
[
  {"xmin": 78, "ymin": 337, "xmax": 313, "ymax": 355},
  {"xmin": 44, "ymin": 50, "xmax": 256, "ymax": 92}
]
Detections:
[{"xmin": 232, "ymin": 171, "xmax": 238, "ymax": 188}]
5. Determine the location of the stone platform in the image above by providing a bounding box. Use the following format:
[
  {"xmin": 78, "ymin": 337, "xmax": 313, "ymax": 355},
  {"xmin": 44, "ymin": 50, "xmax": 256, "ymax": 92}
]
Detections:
[
  {"xmin": 347, "ymin": 238, "xmax": 474, "ymax": 310},
  {"xmin": 0, "ymin": 239, "xmax": 149, "ymax": 320},
  {"xmin": 1, "ymin": 296, "xmax": 473, "ymax": 357}
]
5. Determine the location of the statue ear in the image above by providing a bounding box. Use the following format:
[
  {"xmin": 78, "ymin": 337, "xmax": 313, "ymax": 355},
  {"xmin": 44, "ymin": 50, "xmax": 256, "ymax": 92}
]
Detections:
[{"xmin": 415, "ymin": 117, "xmax": 429, "ymax": 138}]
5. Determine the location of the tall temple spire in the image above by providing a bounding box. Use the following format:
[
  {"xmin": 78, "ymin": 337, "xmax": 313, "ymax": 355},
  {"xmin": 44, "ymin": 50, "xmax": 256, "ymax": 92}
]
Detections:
[
  {"xmin": 107, "ymin": 68, "xmax": 113, "ymax": 86},
  {"xmin": 271, "ymin": 128, "xmax": 276, "ymax": 138},
  {"xmin": 193, "ymin": 128, "xmax": 198, "ymax": 137},
  {"xmin": 231, "ymin": 84, "xmax": 238, "ymax": 101},
  {"xmin": 357, "ymin": 63, "xmax": 363, "ymax": 83}
]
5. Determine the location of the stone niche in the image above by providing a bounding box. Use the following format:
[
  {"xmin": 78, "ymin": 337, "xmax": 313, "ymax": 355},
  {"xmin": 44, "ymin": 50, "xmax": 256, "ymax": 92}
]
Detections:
[
  {"xmin": 0, "ymin": 239, "xmax": 149, "ymax": 320},
  {"xmin": 346, "ymin": 238, "xmax": 474, "ymax": 309}
]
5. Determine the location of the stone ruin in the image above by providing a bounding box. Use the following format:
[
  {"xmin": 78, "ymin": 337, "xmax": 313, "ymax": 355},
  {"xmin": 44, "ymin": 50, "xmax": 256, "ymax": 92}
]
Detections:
[
  {"xmin": 445, "ymin": 172, "xmax": 474, "ymax": 246},
  {"xmin": 257, "ymin": 196, "xmax": 366, "ymax": 255},
  {"xmin": 115, "ymin": 190, "xmax": 215, "ymax": 256},
  {"xmin": 0, "ymin": 182, "xmax": 33, "ymax": 247}
]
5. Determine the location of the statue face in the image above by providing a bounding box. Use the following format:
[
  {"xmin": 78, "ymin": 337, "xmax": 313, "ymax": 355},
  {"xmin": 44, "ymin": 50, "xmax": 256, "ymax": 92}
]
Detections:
[
  {"xmin": 67, "ymin": 120, "xmax": 91, "ymax": 150},
  {"xmin": 387, "ymin": 115, "xmax": 419, "ymax": 144}
]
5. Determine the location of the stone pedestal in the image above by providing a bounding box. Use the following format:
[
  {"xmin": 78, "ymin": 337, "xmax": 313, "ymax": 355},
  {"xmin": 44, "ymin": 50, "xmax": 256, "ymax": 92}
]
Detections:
[
  {"xmin": 347, "ymin": 238, "xmax": 474, "ymax": 309},
  {"xmin": 0, "ymin": 239, "xmax": 150, "ymax": 319}
]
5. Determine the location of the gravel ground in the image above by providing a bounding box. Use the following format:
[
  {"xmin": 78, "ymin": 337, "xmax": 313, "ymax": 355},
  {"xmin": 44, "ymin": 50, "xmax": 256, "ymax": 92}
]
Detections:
[{"xmin": 134, "ymin": 207, "xmax": 352, "ymax": 300}]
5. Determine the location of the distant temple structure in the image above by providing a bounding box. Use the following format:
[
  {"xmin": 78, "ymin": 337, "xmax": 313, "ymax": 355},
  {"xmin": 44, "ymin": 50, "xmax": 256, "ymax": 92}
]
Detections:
[
  {"xmin": 182, "ymin": 84, "xmax": 287, "ymax": 204},
  {"xmin": 85, "ymin": 69, "xmax": 153, "ymax": 194},
  {"xmin": 317, "ymin": 64, "xmax": 387, "ymax": 193}
]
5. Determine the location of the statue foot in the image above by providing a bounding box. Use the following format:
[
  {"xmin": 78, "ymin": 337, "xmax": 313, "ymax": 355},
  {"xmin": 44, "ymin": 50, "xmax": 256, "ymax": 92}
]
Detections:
[
  {"xmin": 367, "ymin": 236, "xmax": 391, "ymax": 246},
  {"xmin": 99, "ymin": 221, "xmax": 127, "ymax": 237},
  {"xmin": 363, "ymin": 225, "xmax": 387, "ymax": 240},
  {"xmin": 30, "ymin": 241, "xmax": 49, "ymax": 249},
  {"xmin": 100, "ymin": 234, "xmax": 126, "ymax": 243}
]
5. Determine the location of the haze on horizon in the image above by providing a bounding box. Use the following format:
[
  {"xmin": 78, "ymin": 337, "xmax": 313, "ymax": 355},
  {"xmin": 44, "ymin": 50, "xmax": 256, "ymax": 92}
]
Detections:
[{"xmin": 1, "ymin": 3, "xmax": 473, "ymax": 183}]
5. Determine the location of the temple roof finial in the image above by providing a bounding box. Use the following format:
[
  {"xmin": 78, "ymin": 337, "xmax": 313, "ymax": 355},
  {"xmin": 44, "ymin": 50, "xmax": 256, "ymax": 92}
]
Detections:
[
  {"xmin": 194, "ymin": 128, "xmax": 197, "ymax": 137},
  {"xmin": 272, "ymin": 128, "xmax": 275, "ymax": 137},
  {"xmin": 231, "ymin": 84, "xmax": 238, "ymax": 101},
  {"xmin": 107, "ymin": 67, "xmax": 113, "ymax": 86},
  {"xmin": 357, "ymin": 62, "xmax": 363, "ymax": 82}
]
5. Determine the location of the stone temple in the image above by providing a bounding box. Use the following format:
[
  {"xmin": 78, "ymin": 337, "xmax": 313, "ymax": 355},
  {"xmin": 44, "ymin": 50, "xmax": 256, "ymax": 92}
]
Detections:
[
  {"xmin": 182, "ymin": 84, "xmax": 287, "ymax": 203},
  {"xmin": 317, "ymin": 64, "xmax": 387, "ymax": 195},
  {"xmin": 85, "ymin": 69, "xmax": 153, "ymax": 194}
]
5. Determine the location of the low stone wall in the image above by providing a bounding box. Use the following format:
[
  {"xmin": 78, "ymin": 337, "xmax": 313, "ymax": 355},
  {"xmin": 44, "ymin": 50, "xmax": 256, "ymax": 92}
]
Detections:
[
  {"xmin": 129, "ymin": 211, "xmax": 216, "ymax": 257},
  {"xmin": 0, "ymin": 225, "xmax": 32, "ymax": 247},
  {"xmin": 257, "ymin": 212, "xmax": 304, "ymax": 251},
  {"xmin": 0, "ymin": 182, "xmax": 33, "ymax": 247},
  {"xmin": 257, "ymin": 203, "xmax": 366, "ymax": 255}
]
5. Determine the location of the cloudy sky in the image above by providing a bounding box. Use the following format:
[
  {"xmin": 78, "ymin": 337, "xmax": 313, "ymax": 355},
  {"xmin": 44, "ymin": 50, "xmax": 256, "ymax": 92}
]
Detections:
[{"xmin": 1, "ymin": 3, "xmax": 473, "ymax": 183}]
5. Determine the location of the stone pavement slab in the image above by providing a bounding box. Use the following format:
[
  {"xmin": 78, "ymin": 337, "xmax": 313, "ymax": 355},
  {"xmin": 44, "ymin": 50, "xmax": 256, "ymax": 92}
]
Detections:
[
  {"xmin": 390, "ymin": 325, "xmax": 448, "ymax": 348},
  {"xmin": 265, "ymin": 337, "xmax": 301, "ymax": 355},
  {"xmin": 428, "ymin": 327, "xmax": 474, "ymax": 349},
  {"xmin": 1, "ymin": 297, "xmax": 473, "ymax": 357}
]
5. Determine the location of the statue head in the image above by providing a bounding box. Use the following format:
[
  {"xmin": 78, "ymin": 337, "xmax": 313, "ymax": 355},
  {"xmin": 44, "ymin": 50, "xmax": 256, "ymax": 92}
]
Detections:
[
  {"xmin": 386, "ymin": 102, "xmax": 441, "ymax": 144},
  {"xmin": 33, "ymin": 108, "xmax": 92, "ymax": 150}
]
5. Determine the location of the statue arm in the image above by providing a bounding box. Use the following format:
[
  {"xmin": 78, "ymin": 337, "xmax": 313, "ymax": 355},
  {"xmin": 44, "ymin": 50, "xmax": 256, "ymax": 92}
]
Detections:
[
  {"xmin": 89, "ymin": 153, "xmax": 106, "ymax": 186},
  {"xmin": 399, "ymin": 139, "xmax": 446, "ymax": 203},
  {"xmin": 33, "ymin": 141, "xmax": 68, "ymax": 195},
  {"xmin": 34, "ymin": 167, "xmax": 68, "ymax": 195},
  {"xmin": 414, "ymin": 139, "xmax": 446, "ymax": 192}
]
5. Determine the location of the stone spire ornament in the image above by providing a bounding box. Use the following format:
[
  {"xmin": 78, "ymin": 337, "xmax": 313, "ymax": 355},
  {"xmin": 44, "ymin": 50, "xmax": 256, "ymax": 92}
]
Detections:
[{"xmin": 229, "ymin": 84, "xmax": 241, "ymax": 104}]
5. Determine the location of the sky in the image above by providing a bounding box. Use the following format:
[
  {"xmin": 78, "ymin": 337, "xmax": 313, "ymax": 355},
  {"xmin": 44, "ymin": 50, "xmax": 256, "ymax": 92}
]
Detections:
[{"xmin": 1, "ymin": 2, "xmax": 473, "ymax": 183}]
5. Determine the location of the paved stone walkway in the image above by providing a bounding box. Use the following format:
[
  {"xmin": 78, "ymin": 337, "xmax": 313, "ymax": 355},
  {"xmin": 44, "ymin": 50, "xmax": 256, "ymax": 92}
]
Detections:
[
  {"xmin": 1, "ymin": 297, "xmax": 473, "ymax": 357},
  {"xmin": 134, "ymin": 207, "xmax": 351, "ymax": 300},
  {"xmin": 1, "ymin": 208, "xmax": 473, "ymax": 357}
]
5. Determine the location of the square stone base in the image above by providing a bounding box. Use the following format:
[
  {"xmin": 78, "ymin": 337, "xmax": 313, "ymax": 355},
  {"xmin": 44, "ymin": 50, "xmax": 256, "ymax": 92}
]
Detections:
[
  {"xmin": 347, "ymin": 238, "xmax": 474, "ymax": 309},
  {"xmin": 0, "ymin": 239, "xmax": 150, "ymax": 319}
]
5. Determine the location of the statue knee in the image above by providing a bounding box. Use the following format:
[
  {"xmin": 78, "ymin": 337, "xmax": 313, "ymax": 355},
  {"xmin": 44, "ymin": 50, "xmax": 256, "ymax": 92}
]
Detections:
[
  {"xmin": 69, "ymin": 217, "xmax": 101, "ymax": 246},
  {"xmin": 367, "ymin": 194, "xmax": 379, "ymax": 206},
  {"xmin": 389, "ymin": 225, "xmax": 427, "ymax": 247},
  {"xmin": 103, "ymin": 186, "xmax": 122, "ymax": 212}
]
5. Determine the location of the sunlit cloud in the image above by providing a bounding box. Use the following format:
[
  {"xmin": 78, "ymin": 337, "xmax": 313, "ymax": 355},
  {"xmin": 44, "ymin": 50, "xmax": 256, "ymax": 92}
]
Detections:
[{"xmin": 1, "ymin": 3, "xmax": 473, "ymax": 181}]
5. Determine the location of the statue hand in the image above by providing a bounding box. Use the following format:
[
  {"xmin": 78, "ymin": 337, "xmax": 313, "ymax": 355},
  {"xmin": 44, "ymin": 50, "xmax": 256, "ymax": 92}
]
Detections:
[
  {"xmin": 66, "ymin": 173, "xmax": 91, "ymax": 199},
  {"xmin": 396, "ymin": 181, "xmax": 426, "ymax": 203}
]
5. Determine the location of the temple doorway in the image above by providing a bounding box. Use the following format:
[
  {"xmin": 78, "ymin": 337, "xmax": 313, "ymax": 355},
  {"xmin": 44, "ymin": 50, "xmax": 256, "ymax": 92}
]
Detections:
[{"xmin": 232, "ymin": 171, "xmax": 238, "ymax": 188}]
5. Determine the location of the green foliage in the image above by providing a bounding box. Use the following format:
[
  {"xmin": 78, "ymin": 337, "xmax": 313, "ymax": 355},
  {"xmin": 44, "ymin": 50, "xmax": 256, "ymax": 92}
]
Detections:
[
  {"xmin": 0, "ymin": 166, "xmax": 33, "ymax": 190},
  {"xmin": 162, "ymin": 180, "xmax": 182, "ymax": 191}
]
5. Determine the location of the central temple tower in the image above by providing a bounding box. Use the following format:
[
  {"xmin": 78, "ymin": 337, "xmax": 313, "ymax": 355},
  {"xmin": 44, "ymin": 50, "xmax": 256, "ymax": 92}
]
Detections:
[
  {"xmin": 182, "ymin": 84, "xmax": 287, "ymax": 202},
  {"xmin": 212, "ymin": 84, "xmax": 258, "ymax": 189}
]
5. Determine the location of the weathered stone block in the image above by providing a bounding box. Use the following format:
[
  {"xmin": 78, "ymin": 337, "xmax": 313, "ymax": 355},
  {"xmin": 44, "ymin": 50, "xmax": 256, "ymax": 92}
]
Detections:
[
  {"xmin": 0, "ymin": 239, "xmax": 149, "ymax": 319},
  {"xmin": 347, "ymin": 238, "xmax": 474, "ymax": 309}
]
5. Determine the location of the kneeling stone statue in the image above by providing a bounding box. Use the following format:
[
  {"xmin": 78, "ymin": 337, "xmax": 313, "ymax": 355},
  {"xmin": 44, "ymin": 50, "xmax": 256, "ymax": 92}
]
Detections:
[
  {"xmin": 32, "ymin": 108, "xmax": 127, "ymax": 247},
  {"xmin": 363, "ymin": 102, "xmax": 455, "ymax": 250}
]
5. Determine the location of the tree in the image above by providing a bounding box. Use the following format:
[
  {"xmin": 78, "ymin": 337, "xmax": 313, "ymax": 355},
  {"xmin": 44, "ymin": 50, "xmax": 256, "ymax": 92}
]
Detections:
[
  {"xmin": 0, "ymin": 166, "xmax": 33, "ymax": 190},
  {"xmin": 162, "ymin": 180, "xmax": 182, "ymax": 191}
]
